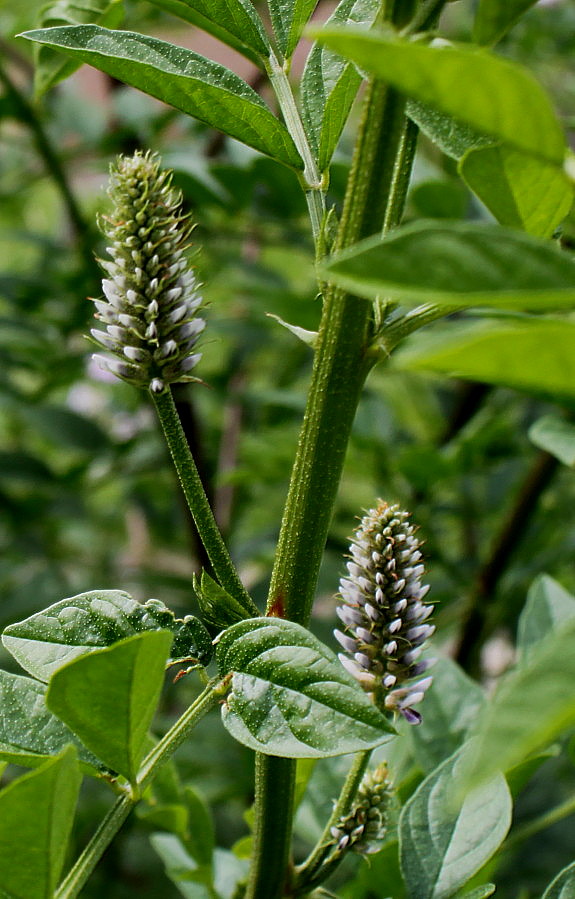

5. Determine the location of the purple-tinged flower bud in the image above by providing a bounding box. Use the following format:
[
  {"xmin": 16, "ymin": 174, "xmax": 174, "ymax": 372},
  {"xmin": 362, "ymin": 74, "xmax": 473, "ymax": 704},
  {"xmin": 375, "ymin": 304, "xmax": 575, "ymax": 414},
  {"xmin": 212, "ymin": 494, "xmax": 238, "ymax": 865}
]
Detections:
[
  {"xmin": 91, "ymin": 151, "xmax": 204, "ymax": 394},
  {"xmin": 334, "ymin": 501, "xmax": 435, "ymax": 724},
  {"xmin": 330, "ymin": 764, "xmax": 392, "ymax": 857}
]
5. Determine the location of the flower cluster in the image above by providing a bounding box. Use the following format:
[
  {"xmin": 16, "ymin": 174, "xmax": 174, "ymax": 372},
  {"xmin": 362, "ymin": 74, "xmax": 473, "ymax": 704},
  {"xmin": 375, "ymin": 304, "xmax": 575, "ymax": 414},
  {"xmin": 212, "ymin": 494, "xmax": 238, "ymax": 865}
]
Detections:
[
  {"xmin": 335, "ymin": 501, "xmax": 434, "ymax": 724},
  {"xmin": 330, "ymin": 763, "xmax": 392, "ymax": 856},
  {"xmin": 91, "ymin": 151, "xmax": 204, "ymax": 394}
]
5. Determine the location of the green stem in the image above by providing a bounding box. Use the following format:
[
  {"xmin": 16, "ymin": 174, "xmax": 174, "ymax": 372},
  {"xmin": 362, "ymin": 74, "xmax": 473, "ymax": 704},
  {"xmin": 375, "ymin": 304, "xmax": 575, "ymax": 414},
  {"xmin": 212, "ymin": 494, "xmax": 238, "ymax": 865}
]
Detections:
[
  {"xmin": 294, "ymin": 751, "xmax": 372, "ymax": 894},
  {"xmin": 152, "ymin": 388, "xmax": 258, "ymax": 615},
  {"xmin": 266, "ymin": 51, "xmax": 326, "ymax": 243},
  {"xmin": 55, "ymin": 679, "xmax": 226, "ymax": 899},
  {"xmin": 247, "ymin": 37, "xmax": 421, "ymax": 899}
]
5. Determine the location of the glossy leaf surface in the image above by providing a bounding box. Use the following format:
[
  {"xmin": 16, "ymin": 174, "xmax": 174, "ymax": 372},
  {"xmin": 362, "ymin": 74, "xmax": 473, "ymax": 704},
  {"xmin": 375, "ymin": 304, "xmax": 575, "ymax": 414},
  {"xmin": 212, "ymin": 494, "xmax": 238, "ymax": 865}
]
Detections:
[
  {"xmin": 473, "ymin": 0, "xmax": 539, "ymax": 45},
  {"xmin": 0, "ymin": 670, "xmax": 100, "ymax": 772},
  {"xmin": 0, "ymin": 747, "xmax": 81, "ymax": 899},
  {"xmin": 460, "ymin": 145, "xmax": 573, "ymax": 237},
  {"xmin": 322, "ymin": 221, "xmax": 575, "ymax": 309},
  {"xmin": 216, "ymin": 618, "xmax": 394, "ymax": 757},
  {"xmin": 399, "ymin": 748, "xmax": 511, "ymax": 899},
  {"xmin": 313, "ymin": 27, "xmax": 566, "ymax": 164},
  {"xmin": 529, "ymin": 416, "xmax": 575, "ymax": 467},
  {"xmin": 542, "ymin": 861, "xmax": 575, "ymax": 899},
  {"xmin": 301, "ymin": 0, "xmax": 378, "ymax": 169},
  {"xmin": 269, "ymin": 0, "xmax": 318, "ymax": 58},
  {"xmin": 517, "ymin": 574, "xmax": 575, "ymax": 662},
  {"xmin": 20, "ymin": 26, "xmax": 303, "ymax": 169},
  {"xmin": 394, "ymin": 318, "xmax": 575, "ymax": 401},
  {"xmin": 33, "ymin": 0, "xmax": 123, "ymax": 96},
  {"xmin": 3, "ymin": 589, "xmax": 212, "ymax": 682},
  {"xmin": 145, "ymin": 0, "xmax": 269, "ymax": 64},
  {"xmin": 47, "ymin": 631, "xmax": 172, "ymax": 783}
]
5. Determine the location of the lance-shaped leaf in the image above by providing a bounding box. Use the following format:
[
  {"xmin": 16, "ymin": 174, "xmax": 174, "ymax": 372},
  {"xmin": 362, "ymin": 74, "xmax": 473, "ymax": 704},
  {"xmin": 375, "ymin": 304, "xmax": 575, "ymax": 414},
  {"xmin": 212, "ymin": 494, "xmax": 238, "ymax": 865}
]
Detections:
[
  {"xmin": 301, "ymin": 0, "xmax": 378, "ymax": 170},
  {"xmin": 0, "ymin": 747, "xmax": 81, "ymax": 899},
  {"xmin": 529, "ymin": 416, "xmax": 575, "ymax": 468},
  {"xmin": 269, "ymin": 0, "xmax": 319, "ymax": 59},
  {"xmin": 19, "ymin": 26, "xmax": 303, "ymax": 170},
  {"xmin": 145, "ymin": 0, "xmax": 269, "ymax": 65},
  {"xmin": 542, "ymin": 861, "xmax": 575, "ymax": 899},
  {"xmin": 399, "ymin": 747, "xmax": 511, "ymax": 899},
  {"xmin": 3, "ymin": 589, "xmax": 212, "ymax": 683},
  {"xmin": 460, "ymin": 145, "xmax": 573, "ymax": 238},
  {"xmin": 460, "ymin": 618, "xmax": 575, "ymax": 791},
  {"xmin": 0, "ymin": 670, "xmax": 100, "ymax": 773},
  {"xmin": 216, "ymin": 618, "xmax": 394, "ymax": 758},
  {"xmin": 47, "ymin": 631, "xmax": 172, "ymax": 783},
  {"xmin": 312, "ymin": 26, "xmax": 566, "ymax": 165},
  {"xmin": 321, "ymin": 221, "xmax": 575, "ymax": 309},
  {"xmin": 517, "ymin": 574, "xmax": 575, "ymax": 662},
  {"xmin": 33, "ymin": 0, "xmax": 123, "ymax": 96},
  {"xmin": 394, "ymin": 318, "xmax": 575, "ymax": 402},
  {"xmin": 473, "ymin": 0, "xmax": 539, "ymax": 46}
]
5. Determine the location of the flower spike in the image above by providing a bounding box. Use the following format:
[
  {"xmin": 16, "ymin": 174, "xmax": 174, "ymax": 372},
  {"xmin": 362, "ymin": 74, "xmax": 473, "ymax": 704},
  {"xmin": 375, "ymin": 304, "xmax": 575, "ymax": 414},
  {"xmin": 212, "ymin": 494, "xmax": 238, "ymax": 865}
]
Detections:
[
  {"xmin": 335, "ymin": 500, "xmax": 435, "ymax": 724},
  {"xmin": 330, "ymin": 763, "xmax": 392, "ymax": 856},
  {"xmin": 91, "ymin": 151, "xmax": 204, "ymax": 394}
]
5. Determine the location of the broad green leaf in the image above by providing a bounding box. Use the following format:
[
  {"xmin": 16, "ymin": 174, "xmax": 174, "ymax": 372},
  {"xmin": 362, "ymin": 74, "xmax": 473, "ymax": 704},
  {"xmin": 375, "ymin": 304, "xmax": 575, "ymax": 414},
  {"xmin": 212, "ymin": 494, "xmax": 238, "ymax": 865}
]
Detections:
[
  {"xmin": 394, "ymin": 318, "xmax": 575, "ymax": 401},
  {"xmin": 269, "ymin": 0, "xmax": 318, "ymax": 58},
  {"xmin": 409, "ymin": 657, "xmax": 485, "ymax": 772},
  {"xmin": 33, "ymin": 0, "xmax": 123, "ymax": 97},
  {"xmin": 151, "ymin": 836, "xmax": 248, "ymax": 899},
  {"xmin": 47, "ymin": 631, "xmax": 172, "ymax": 783},
  {"xmin": 529, "ymin": 416, "xmax": 575, "ymax": 467},
  {"xmin": 321, "ymin": 221, "xmax": 575, "ymax": 309},
  {"xmin": 312, "ymin": 27, "xmax": 566, "ymax": 165},
  {"xmin": 145, "ymin": 0, "xmax": 269, "ymax": 65},
  {"xmin": 474, "ymin": 0, "xmax": 539, "ymax": 46},
  {"xmin": 20, "ymin": 26, "xmax": 303, "ymax": 171},
  {"xmin": 216, "ymin": 618, "xmax": 395, "ymax": 758},
  {"xmin": 399, "ymin": 747, "xmax": 511, "ymax": 899},
  {"xmin": 3, "ymin": 589, "xmax": 212, "ymax": 683},
  {"xmin": 301, "ymin": 0, "xmax": 378, "ymax": 170},
  {"xmin": 0, "ymin": 670, "xmax": 100, "ymax": 772},
  {"xmin": 0, "ymin": 747, "xmax": 81, "ymax": 899},
  {"xmin": 460, "ymin": 145, "xmax": 573, "ymax": 237},
  {"xmin": 517, "ymin": 574, "xmax": 575, "ymax": 661},
  {"xmin": 462, "ymin": 618, "xmax": 575, "ymax": 790},
  {"xmin": 407, "ymin": 99, "xmax": 491, "ymax": 160},
  {"xmin": 542, "ymin": 861, "xmax": 575, "ymax": 899},
  {"xmin": 192, "ymin": 570, "xmax": 255, "ymax": 628},
  {"xmin": 453, "ymin": 888, "xmax": 495, "ymax": 899}
]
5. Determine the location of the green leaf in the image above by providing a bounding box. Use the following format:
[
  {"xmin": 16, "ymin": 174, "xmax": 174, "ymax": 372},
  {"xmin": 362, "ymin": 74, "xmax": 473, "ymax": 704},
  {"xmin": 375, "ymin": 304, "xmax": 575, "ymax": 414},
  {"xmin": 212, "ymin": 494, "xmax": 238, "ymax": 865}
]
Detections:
[
  {"xmin": 462, "ymin": 618, "xmax": 575, "ymax": 790},
  {"xmin": 3, "ymin": 590, "xmax": 212, "ymax": 683},
  {"xmin": 0, "ymin": 670, "xmax": 100, "ymax": 772},
  {"xmin": 268, "ymin": 0, "xmax": 318, "ymax": 58},
  {"xmin": 47, "ymin": 631, "xmax": 172, "ymax": 783},
  {"xmin": 460, "ymin": 145, "xmax": 573, "ymax": 238},
  {"xmin": 20, "ymin": 26, "xmax": 303, "ymax": 170},
  {"xmin": 473, "ymin": 0, "xmax": 539, "ymax": 46},
  {"xmin": 32, "ymin": 0, "xmax": 123, "ymax": 97},
  {"xmin": 506, "ymin": 748, "xmax": 559, "ymax": 798},
  {"xmin": 192, "ymin": 570, "xmax": 254, "ymax": 628},
  {"xmin": 394, "ymin": 318, "xmax": 575, "ymax": 401},
  {"xmin": 301, "ymin": 0, "xmax": 378, "ymax": 170},
  {"xmin": 216, "ymin": 618, "xmax": 395, "ymax": 758},
  {"xmin": 321, "ymin": 221, "xmax": 575, "ymax": 309},
  {"xmin": 145, "ymin": 0, "xmax": 269, "ymax": 65},
  {"xmin": 409, "ymin": 657, "xmax": 485, "ymax": 772},
  {"xmin": 399, "ymin": 747, "xmax": 511, "ymax": 899},
  {"xmin": 517, "ymin": 574, "xmax": 575, "ymax": 662},
  {"xmin": 529, "ymin": 415, "xmax": 575, "ymax": 467},
  {"xmin": 542, "ymin": 861, "xmax": 575, "ymax": 899},
  {"xmin": 407, "ymin": 99, "xmax": 491, "ymax": 160},
  {"xmin": 20, "ymin": 404, "xmax": 111, "ymax": 453},
  {"xmin": 453, "ymin": 888, "xmax": 496, "ymax": 899},
  {"xmin": 150, "ymin": 836, "xmax": 248, "ymax": 899},
  {"xmin": 0, "ymin": 747, "xmax": 81, "ymax": 899},
  {"xmin": 312, "ymin": 27, "xmax": 566, "ymax": 165}
]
